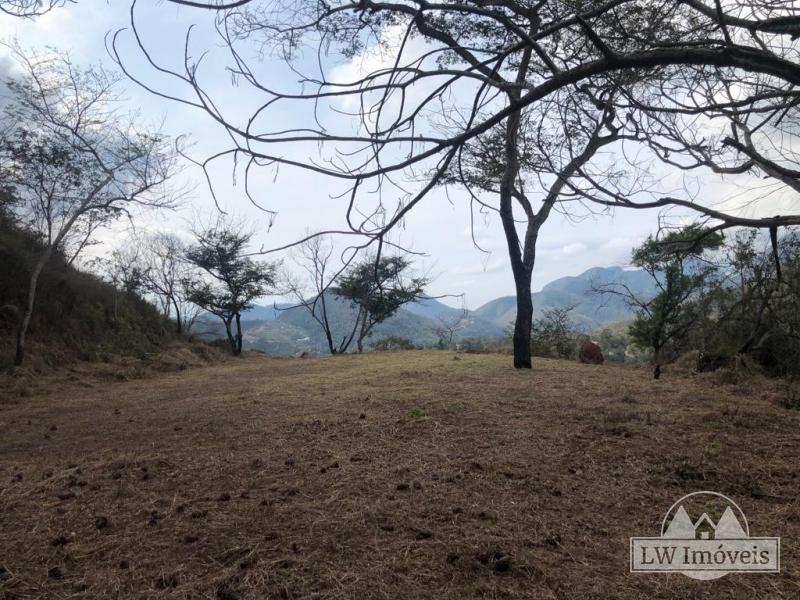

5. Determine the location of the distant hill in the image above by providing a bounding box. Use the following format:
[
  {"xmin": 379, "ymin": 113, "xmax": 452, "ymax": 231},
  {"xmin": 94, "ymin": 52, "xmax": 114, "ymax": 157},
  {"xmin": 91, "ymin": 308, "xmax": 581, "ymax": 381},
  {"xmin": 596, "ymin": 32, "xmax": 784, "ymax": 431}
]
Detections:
[
  {"xmin": 402, "ymin": 296, "xmax": 466, "ymax": 320},
  {"xmin": 473, "ymin": 266, "xmax": 657, "ymax": 331},
  {"xmin": 219, "ymin": 265, "xmax": 657, "ymax": 355},
  {"xmin": 240, "ymin": 303, "xmax": 290, "ymax": 322},
  {"xmin": 226, "ymin": 293, "xmax": 503, "ymax": 355}
]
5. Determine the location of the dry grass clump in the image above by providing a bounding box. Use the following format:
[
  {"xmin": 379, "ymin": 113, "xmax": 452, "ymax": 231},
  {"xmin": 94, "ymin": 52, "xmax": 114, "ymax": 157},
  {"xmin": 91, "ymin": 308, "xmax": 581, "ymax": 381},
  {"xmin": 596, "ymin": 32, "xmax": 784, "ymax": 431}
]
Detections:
[
  {"xmin": 1, "ymin": 340, "xmax": 223, "ymax": 400},
  {"xmin": 1, "ymin": 351, "xmax": 798, "ymax": 599}
]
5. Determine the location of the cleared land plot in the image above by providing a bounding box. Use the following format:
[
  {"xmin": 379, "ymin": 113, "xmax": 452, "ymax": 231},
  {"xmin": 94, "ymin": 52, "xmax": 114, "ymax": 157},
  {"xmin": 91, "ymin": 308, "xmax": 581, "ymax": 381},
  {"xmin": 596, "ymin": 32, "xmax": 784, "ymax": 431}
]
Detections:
[{"xmin": 1, "ymin": 351, "xmax": 798, "ymax": 598}]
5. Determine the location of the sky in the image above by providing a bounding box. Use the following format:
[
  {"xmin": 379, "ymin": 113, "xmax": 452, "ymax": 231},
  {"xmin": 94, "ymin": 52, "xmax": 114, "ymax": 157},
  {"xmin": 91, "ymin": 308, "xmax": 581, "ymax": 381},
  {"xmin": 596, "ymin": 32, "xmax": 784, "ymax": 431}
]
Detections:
[{"xmin": 1, "ymin": 1, "xmax": 794, "ymax": 309}]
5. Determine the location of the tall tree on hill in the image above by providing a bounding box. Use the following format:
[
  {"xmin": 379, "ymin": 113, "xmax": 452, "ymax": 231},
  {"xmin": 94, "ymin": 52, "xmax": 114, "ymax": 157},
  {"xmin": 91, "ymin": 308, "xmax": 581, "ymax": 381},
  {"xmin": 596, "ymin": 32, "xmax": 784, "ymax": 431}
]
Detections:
[
  {"xmin": 121, "ymin": 0, "xmax": 800, "ymax": 369},
  {"xmin": 334, "ymin": 255, "xmax": 428, "ymax": 353},
  {"xmin": 446, "ymin": 87, "xmax": 636, "ymax": 367},
  {"xmin": 184, "ymin": 220, "xmax": 277, "ymax": 355},
  {"xmin": 0, "ymin": 44, "xmax": 179, "ymax": 366}
]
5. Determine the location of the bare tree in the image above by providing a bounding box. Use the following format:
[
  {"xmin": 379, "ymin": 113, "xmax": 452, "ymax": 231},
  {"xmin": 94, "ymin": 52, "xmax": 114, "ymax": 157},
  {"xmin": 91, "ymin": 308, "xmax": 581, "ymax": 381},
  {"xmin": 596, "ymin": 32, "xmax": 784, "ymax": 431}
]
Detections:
[
  {"xmin": 0, "ymin": 45, "xmax": 179, "ymax": 365},
  {"xmin": 283, "ymin": 235, "xmax": 356, "ymax": 355},
  {"xmin": 139, "ymin": 231, "xmax": 199, "ymax": 335},
  {"xmin": 91, "ymin": 240, "xmax": 145, "ymax": 323},
  {"xmin": 430, "ymin": 314, "xmax": 465, "ymax": 350},
  {"xmin": 118, "ymin": 0, "xmax": 800, "ymax": 369}
]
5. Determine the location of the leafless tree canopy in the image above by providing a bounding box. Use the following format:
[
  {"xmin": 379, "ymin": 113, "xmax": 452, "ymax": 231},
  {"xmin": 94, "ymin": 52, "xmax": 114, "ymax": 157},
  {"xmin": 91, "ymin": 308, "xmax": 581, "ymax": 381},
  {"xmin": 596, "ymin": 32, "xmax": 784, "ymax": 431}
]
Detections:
[
  {"xmin": 0, "ymin": 0, "xmax": 69, "ymax": 18},
  {"xmin": 283, "ymin": 235, "xmax": 357, "ymax": 354},
  {"xmin": 118, "ymin": 0, "xmax": 800, "ymax": 235}
]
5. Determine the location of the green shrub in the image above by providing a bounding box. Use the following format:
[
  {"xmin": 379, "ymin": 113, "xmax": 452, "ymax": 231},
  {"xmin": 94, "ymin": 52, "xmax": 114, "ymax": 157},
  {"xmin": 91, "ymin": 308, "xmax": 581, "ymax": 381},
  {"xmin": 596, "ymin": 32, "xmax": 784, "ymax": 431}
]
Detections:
[{"xmin": 372, "ymin": 336, "xmax": 416, "ymax": 351}]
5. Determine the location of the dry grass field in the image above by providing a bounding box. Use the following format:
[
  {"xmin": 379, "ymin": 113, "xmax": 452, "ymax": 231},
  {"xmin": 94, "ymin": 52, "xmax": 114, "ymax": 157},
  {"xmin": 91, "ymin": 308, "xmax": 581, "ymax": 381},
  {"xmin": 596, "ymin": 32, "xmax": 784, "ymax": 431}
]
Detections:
[{"xmin": 1, "ymin": 351, "xmax": 799, "ymax": 599}]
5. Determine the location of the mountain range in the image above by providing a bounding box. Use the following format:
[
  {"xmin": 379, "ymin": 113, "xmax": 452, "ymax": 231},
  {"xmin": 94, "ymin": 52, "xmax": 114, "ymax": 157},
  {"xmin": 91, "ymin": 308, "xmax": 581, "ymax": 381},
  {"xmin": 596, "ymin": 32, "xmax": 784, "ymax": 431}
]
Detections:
[{"xmin": 198, "ymin": 266, "xmax": 657, "ymax": 355}]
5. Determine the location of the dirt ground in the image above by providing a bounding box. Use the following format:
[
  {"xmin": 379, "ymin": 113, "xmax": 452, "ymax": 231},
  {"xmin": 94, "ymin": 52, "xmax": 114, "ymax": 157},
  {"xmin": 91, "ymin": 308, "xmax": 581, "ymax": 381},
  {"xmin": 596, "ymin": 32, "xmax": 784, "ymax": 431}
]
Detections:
[{"xmin": 1, "ymin": 351, "xmax": 798, "ymax": 599}]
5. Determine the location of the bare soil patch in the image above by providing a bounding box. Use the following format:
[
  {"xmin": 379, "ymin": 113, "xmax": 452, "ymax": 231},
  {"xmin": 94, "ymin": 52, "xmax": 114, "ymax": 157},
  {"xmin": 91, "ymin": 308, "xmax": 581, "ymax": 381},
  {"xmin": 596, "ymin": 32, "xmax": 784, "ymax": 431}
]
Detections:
[{"xmin": 1, "ymin": 351, "xmax": 798, "ymax": 598}]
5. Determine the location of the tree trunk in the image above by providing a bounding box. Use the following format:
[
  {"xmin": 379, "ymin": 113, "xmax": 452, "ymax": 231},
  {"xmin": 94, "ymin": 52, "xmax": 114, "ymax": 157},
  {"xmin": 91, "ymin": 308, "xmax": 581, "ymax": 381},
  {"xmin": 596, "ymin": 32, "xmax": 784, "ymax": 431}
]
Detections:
[
  {"xmin": 356, "ymin": 312, "xmax": 368, "ymax": 353},
  {"xmin": 499, "ymin": 103, "xmax": 534, "ymax": 369},
  {"xmin": 511, "ymin": 271, "xmax": 533, "ymax": 369},
  {"xmin": 653, "ymin": 346, "xmax": 662, "ymax": 379},
  {"xmin": 234, "ymin": 312, "xmax": 243, "ymax": 356},
  {"xmin": 318, "ymin": 294, "xmax": 338, "ymax": 354},
  {"xmin": 223, "ymin": 318, "xmax": 237, "ymax": 355},
  {"xmin": 172, "ymin": 297, "xmax": 183, "ymax": 335},
  {"xmin": 15, "ymin": 248, "xmax": 52, "ymax": 366},
  {"xmin": 325, "ymin": 332, "xmax": 337, "ymax": 355}
]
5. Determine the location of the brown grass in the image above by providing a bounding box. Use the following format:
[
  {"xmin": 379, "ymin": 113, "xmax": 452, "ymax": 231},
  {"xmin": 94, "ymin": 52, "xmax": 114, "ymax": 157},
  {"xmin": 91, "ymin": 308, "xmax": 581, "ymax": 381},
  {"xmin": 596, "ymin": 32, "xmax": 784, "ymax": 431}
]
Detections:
[{"xmin": 1, "ymin": 351, "xmax": 798, "ymax": 599}]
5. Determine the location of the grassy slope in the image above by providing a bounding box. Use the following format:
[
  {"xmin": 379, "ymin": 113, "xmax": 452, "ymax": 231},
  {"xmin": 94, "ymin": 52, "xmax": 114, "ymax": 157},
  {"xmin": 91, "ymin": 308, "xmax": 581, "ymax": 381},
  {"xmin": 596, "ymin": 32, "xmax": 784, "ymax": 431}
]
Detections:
[
  {"xmin": 0, "ymin": 216, "xmax": 169, "ymax": 370},
  {"xmin": 0, "ymin": 352, "xmax": 798, "ymax": 598}
]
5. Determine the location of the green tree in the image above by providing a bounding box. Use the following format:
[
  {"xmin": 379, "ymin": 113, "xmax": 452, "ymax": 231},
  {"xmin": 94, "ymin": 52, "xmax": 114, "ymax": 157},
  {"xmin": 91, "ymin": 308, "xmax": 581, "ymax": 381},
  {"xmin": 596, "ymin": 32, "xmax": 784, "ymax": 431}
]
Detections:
[
  {"xmin": 624, "ymin": 226, "xmax": 724, "ymax": 379},
  {"xmin": 184, "ymin": 222, "xmax": 276, "ymax": 356},
  {"xmin": 333, "ymin": 256, "xmax": 428, "ymax": 353},
  {"xmin": 530, "ymin": 306, "xmax": 578, "ymax": 359}
]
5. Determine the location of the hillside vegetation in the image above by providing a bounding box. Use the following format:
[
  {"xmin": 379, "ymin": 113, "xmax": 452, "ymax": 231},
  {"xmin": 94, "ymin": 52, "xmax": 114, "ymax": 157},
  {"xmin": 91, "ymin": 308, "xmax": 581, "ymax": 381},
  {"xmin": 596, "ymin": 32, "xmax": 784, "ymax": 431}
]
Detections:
[
  {"xmin": 0, "ymin": 216, "xmax": 171, "ymax": 370},
  {"xmin": 0, "ymin": 351, "xmax": 797, "ymax": 599}
]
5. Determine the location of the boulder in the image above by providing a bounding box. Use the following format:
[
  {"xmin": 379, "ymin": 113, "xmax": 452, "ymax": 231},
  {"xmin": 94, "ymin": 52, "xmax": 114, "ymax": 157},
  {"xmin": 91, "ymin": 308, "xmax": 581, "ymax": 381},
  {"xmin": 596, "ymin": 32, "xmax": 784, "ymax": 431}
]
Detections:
[{"xmin": 578, "ymin": 340, "xmax": 604, "ymax": 365}]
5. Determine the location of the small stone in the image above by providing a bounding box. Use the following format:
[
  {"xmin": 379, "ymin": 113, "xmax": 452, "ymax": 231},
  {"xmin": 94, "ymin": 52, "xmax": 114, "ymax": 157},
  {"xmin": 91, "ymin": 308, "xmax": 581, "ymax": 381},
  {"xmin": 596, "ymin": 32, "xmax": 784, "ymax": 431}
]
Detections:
[
  {"xmin": 51, "ymin": 534, "xmax": 71, "ymax": 547},
  {"xmin": 48, "ymin": 566, "xmax": 64, "ymax": 579},
  {"xmin": 493, "ymin": 555, "xmax": 512, "ymax": 573}
]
